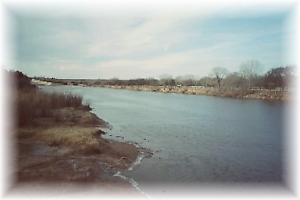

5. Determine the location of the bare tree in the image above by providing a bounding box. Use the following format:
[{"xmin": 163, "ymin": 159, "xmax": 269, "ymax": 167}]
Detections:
[
  {"xmin": 239, "ymin": 60, "xmax": 263, "ymax": 79},
  {"xmin": 159, "ymin": 73, "xmax": 173, "ymax": 86},
  {"xmin": 198, "ymin": 76, "xmax": 216, "ymax": 87},
  {"xmin": 211, "ymin": 67, "xmax": 229, "ymax": 88},
  {"xmin": 223, "ymin": 72, "xmax": 247, "ymax": 89},
  {"xmin": 239, "ymin": 60, "xmax": 263, "ymax": 89},
  {"xmin": 174, "ymin": 76, "xmax": 183, "ymax": 85},
  {"xmin": 176, "ymin": 74, "xmax": 198, "ymax": 86}
]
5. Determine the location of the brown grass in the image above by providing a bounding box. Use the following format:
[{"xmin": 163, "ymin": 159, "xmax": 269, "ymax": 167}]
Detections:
[
  {"xmin": 16, "ymin": 86, "xmax": 109, "ymax": 156},
  {"xmin": 17, "ymin": 90, "xmax": 91, "ymax": 127},
  {"xmin": 17, "ymin": 126, "xmax": 109, "ymax": 155},
  {"xmin": 12, "ymin": 71, "xmax": 143, "ymax": 185}
]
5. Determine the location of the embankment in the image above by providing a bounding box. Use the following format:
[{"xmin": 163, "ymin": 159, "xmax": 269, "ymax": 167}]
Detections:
[
  {"xmin": 15, "ymin": 108, "xmax": 151, "ymax": 196},
  {"xmin": 98, "ymin": 85, "xmax": 292, "ymax": 100},
  {"xmin": 11, "ymin": 71, "xmax": 150, "ymax": 196}
]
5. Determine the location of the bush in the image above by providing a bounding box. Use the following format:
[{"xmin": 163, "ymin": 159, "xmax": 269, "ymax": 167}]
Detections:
[{"xmin": 17, "ymin": 90, "xmax": 91, "ymax": 127}]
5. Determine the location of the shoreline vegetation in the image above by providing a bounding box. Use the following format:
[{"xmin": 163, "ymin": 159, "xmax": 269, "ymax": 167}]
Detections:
[
  {"xmin": 32, "ymin": 63, "xmax": 296, "ymax": 101},
  {"xmin": 32, "ymin": 79, "xmax": 294, "ymax": 101},
  {"xmin": 7, "ymin": 70, "xmax": 151, "ymax": 196},
  {"xmin": 96, "ymin": 85, "xmax": 292, "ymax": 100}
]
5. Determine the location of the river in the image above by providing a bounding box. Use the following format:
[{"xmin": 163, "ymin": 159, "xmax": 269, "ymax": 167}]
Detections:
[{"xmin": 41, "ymin": 85, "xmax": 287, "ymax": 196}]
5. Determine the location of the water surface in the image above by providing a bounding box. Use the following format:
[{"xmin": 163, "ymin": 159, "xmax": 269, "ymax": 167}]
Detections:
[{"xmin": 41, "ymin": 86, "xmax": 286, "ymax": 194}]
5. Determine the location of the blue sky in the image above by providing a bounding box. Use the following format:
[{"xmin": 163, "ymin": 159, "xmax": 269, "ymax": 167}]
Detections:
[{"xmin": 3, "ymin": 2, "xmax": 297, "ymax": 79}]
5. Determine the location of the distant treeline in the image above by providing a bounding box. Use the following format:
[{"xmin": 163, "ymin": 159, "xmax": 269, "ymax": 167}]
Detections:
[{"xmin": 35, "ymin": 62, "xmax": 296, "ymax": 91}]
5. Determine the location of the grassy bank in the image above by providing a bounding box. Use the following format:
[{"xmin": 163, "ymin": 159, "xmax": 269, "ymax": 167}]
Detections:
[
  {"xmin": 31, "ymin": 76, "xmax": 292, "ymax": 100},
  {"xmin": 17, "ymin": 89, "xmax": 91, "ymax": 127},
  {"xmin": 97, "ymin": 85, "xmax": 291, "ymax": 100},
  {"xmin": 7, "ymin": 71, "xmax": 145, "ymax": 193}
]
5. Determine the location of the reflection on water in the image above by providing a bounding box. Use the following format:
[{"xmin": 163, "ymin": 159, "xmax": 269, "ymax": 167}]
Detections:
[{"xmin": 41, "ymin": 86, "xmax": 285, "ymax": 188}]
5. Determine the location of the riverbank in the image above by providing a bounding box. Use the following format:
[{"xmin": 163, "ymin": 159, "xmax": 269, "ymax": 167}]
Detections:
[
  {"xmin": 97, "ymin": 85, "xmax": 293, "ymax": 100},
  {"xmin": 31, "ymin": 78, "xmax": 294, "ymax": 101},
  {"xmin": 15, "ymin": 107, "xmax": 151, "ymax": 196},
  {"xmin": 10, "ymin": 72, "xmax": 151, "ymax": 196}
]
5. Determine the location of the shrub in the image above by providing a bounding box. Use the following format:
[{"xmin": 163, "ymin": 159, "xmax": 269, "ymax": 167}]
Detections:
[{"xmin": 17, "ymin": 90, "xmax": 91, "ymax": 127}]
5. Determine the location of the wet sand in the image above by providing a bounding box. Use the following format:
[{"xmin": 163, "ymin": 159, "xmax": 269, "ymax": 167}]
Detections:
[{"xmin": 12, "ymin": 108, "xmax": 152, "ymax": 197}]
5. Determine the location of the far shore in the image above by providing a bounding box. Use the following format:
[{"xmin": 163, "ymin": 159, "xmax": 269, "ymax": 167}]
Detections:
[
  {"xmin": 32, "ymin": 79, "xmax": 294, "ymax": 101},
  {"xmin": 97, "ymin": 84, "xmax": 292, "ymax": 100}
]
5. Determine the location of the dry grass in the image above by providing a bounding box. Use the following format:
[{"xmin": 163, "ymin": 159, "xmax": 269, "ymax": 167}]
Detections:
[
  {"xmin": 12, "ymin": 71, "xmax": 142, "ymax": 184},
  {"xmin": 17, "ymin": 89, "xmax": 91, "ymax": 127},
  {"xmin": 17, "ymin": 126, "xmax": 109, "ymax": 155},
  {"xmin": 16, "ymin": 86, "xmax": 109, "ymax": 156}
]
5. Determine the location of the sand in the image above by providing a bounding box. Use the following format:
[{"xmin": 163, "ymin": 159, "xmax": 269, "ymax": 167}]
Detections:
[{"xmin": 12, "ymin": 108, "xmax": 151, "ymax": 197}]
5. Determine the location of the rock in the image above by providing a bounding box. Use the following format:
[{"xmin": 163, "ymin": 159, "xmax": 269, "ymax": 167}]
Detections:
[
  {"xmin": 119, "ymin": 157, "xmax": 127, "ymax": 161},
  {"xmin": 93, "ymin": 129, "xmax": 106, "ymax": 137},
  {"xmin": 86, "ymin": 168, "xmax": 93, "ymax": 177}
]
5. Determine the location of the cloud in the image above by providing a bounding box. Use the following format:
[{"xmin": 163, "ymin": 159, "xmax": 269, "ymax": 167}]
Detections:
[
  {"xmin": 88, "ymin": 42, "xmax": 244, "ymax": 78},
  {"xmin": 10, "ymin": 4, "xmax": 291, "ymax": 79},
  {"xmin": 83, "ymin": 12, "xmax": 194, "ymax": 59}
]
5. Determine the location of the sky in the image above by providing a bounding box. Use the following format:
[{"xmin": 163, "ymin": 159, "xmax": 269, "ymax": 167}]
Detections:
[{"xmin": 1, "ymin": 1, "xmax": 298, "ymax": 79}]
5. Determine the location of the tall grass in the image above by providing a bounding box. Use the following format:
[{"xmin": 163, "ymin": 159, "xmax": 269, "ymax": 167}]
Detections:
[
  {"xmin": 17, "ymin": 127, "xmax": 108, "ymax": 155},
  {"xmin": 17, "ymin": 90, "xmax": 91, "ymax": 127}
]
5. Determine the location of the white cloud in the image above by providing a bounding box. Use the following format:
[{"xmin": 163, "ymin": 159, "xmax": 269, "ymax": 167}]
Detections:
[
  {"xmin": 83, "ymin": 13, "xmax": 191, "ymax": 58},
  {"xmin": 88, "ymin": 42, "xmax": 244, "ymax": 78},
  {"xmin": 10, "ymin": 3, "xmax": 291, "ymax": 79}
]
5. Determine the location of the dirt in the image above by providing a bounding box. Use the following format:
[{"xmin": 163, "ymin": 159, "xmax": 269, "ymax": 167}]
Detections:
[
  {"xmin": 11, "ymin": 108, "xmax": 151, "ymax": 197},
  {"xmin": 100, "ymin": 85, "xmax": 292, "ymax": 100},
  {"xmin": 16, "ymin": 140, "xmax": 139, "ymax": 183}
]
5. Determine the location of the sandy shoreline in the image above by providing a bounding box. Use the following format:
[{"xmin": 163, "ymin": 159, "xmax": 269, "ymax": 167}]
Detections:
[
  {"xmin": 97, "ymin": 85, "xmax": 292, "ymax": 100},
  {"xmin": 31, "ymin": 78, "xmax": 294, "ymax": 101},
  {"xmin": 2, "ymin": 72, "xmax": 153, "ymax": 197},
  {"xmin": 13, "ymin": 108, "xmax": 152, "ymax": 197}
]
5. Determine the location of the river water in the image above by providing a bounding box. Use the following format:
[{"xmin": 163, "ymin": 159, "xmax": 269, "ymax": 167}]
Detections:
[{"xmin": 41, "ymin": 85, "xmax": 287, "ymax": 196}]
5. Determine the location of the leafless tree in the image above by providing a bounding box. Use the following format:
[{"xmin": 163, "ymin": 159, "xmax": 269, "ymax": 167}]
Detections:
[
  {"xmin": 211, "ymin": 67, "xmax": 229, "ymax": 88},
  {"xmin": 159, "ymin": 73, "xmax": 173, "ymax": 86},
  {"xmin": 239, "ymin": 60, "xmax": 263, "ymax": 79},
  {"xmin": 198, "ymin": 76, "xmax": 216, "ymax": 87},
  {"xmin": 176, "ymin": 74, "xmax": 198, "ymax": 86},
  {"xmin": 223, "ymin": 72, "xmax": 247, "ymax": 89},
  {"xmin": 239, "ymin": 60, "xmax": 263, "ymax": 88}
]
